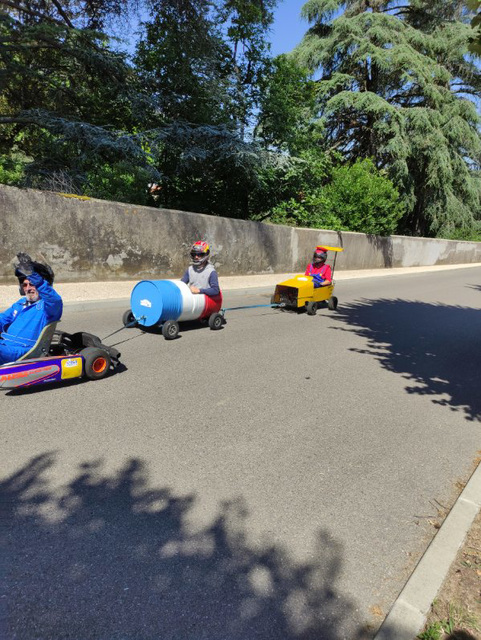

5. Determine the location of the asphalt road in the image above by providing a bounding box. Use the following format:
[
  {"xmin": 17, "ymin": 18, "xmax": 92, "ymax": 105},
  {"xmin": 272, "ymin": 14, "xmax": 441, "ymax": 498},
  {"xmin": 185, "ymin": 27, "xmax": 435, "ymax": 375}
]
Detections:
[{"xmin": 2, "ymin": 267, "xmax": 481, "ymax": 640}]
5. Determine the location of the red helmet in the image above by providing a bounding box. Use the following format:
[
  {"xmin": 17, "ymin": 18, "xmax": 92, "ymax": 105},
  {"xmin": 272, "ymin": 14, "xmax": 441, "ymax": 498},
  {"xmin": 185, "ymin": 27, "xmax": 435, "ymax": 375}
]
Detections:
[
  {"xmin": 190, "ymin": 241, "xmax": 210, "ymax": 266},
  {"xmin": 313, "ymin": 246, "xmax": 327, "ymax": 264}
]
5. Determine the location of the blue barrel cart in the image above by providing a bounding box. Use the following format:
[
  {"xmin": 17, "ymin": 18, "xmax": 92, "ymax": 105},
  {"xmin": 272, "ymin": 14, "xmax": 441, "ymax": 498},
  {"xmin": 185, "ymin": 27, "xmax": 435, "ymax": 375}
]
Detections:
[{"xmin": 123, "ymin": 279, "xmax": 225, "ymax": 340}]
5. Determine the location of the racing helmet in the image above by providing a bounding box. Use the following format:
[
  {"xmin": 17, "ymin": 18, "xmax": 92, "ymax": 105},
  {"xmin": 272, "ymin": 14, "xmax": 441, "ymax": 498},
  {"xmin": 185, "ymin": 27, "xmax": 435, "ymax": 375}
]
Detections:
[
  {"xmin": 312, "ymin": 246, "xmax": 327, "ymax": 265},
  {"xmin": 190, "ymin": 241, "xmax": 210, "ymax": 266}
]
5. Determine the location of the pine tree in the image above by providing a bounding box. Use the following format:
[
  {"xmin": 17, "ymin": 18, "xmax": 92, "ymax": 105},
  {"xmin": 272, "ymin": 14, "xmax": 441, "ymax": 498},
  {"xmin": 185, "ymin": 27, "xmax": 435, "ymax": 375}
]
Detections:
[
  {"xmin": 293, "ymin": 0, "xmax": 481, "ymax": 237},
  {"xmin": 0, "ymin": 1, "xmax": 157, "ymax": 191},
  {"xmin": 0, "ymin": 0, "xmax": 139, "ymax": 125}
]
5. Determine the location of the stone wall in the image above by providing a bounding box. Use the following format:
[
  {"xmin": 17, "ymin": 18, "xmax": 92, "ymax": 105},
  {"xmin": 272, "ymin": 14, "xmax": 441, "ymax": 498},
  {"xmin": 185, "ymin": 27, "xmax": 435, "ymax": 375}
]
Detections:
[{"xmin": 1, "ymin": 185, "xmax": 480, "ymax": 283}]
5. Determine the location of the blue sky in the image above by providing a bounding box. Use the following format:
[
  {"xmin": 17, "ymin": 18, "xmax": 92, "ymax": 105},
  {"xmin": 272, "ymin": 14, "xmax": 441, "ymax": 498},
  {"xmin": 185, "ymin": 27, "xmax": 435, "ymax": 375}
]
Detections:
[{"xmin": 268, "ymin": 0, "xmax": 309, "ymax": 56}]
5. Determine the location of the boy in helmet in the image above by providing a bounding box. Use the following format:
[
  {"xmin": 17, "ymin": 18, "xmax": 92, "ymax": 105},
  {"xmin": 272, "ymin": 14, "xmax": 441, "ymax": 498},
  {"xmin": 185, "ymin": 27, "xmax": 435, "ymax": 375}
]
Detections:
[
  {"xmin": 305, "ymin": 246, "xmax": 332, "ymax": 288},
  {"xmin": 0, "ymin": 252, "xmax": 63, "ymax": 365},
  {"xmin": 181, "ymin": 241, "xmax": 221, "ymax": 297}
]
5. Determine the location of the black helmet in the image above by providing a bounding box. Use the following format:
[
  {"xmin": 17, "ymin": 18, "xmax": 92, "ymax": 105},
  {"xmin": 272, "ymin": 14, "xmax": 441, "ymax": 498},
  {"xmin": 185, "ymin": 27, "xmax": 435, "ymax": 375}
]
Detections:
[
  {"xmin": 312, "ymin": 246, "xmax": 327, "ymax": 265},
  {"xmin": 15, "ymin": 261, "xmax": 55, "ymax": 286}
]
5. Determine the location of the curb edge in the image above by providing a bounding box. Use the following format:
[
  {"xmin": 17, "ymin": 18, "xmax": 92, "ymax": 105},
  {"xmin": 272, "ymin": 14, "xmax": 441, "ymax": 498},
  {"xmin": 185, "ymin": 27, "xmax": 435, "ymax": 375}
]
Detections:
[{"xmin": 374, "ymin": 462, "xmax": 481, "ymax": 640}]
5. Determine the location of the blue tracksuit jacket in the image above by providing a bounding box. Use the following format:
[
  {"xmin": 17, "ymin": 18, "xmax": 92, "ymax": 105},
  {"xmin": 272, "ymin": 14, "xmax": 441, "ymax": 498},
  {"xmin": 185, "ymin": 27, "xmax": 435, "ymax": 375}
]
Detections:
[{"xmin": 0, "ymin": 271, "xmax": 63, "ymax": 364}]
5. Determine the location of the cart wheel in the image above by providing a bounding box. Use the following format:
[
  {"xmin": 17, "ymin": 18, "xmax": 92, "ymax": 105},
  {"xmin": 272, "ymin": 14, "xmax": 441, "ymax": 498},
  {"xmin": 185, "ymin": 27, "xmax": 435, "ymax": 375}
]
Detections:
[
  {"xmin": 208, "ymin": 313, "xmax": 224, "ymax": 330},
  {"xmin": 162, "ymin": 320, "xmax": 179, "ymax": 340},
  {"xmin": 81, "ymin": 347, "xmax": 111, "ymax": 380},
  {"xmin": 328, "ymin": 296, "xmax": 338, "ymax": 311},
  {"xmin": 122, "ymin": 309, "xmax": 137, "ymax": 327},
  {"xmin": 306, "ymin": 301, "xmax": 318, "ymax": 316}
]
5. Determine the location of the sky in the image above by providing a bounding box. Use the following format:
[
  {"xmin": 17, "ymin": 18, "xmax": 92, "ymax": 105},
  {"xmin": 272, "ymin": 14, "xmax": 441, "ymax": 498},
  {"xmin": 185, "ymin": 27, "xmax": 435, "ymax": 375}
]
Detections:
[{"xmin": 268, "ymin": 0, "xmax": 309, "ymax": 56}]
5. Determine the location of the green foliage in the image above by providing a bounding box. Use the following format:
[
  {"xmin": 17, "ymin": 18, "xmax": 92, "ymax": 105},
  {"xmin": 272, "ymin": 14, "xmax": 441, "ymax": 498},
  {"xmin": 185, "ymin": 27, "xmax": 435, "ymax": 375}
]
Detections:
[
  {"xmin": 0, "ymin": 13, "xmax": 135, "ymax": 130},
  {"xmin": 3, "ymin": 0, "xmax": 140, "ymax": 31},
  {"xmin": 0, "ymin": 150, "xmax": 31, "ymax": 186},
  {"xmin": 417, "ymin": 621, "xmax": 443, "ymax": 640},
  {"xmin": 320, "ymin": 159, "xmax": 404, "ymax": 235},
  {"xmin": 262, "ymin": 158, "xmax": 403, "ymax": 236},
  {"xmin": 418, "ymin": 601, "xmax": 480, "ymax": 639},
  {"xmin": 250, "ymin": 149, "xmax": 331, "ymax": 213},
  {"xmin": 0, "ymin": 1, "xmax": 149, "ymax": 190},
  {"xmin": 83, "ymin": 162, "xmax": 153, "ymax": 204},
  {"xmin": 128, "ymin": 1, "xmax": 283, "ymax": 216},
  {"xmin": 218, "ymin": 0, "xmax": 278, "ymax": 129},
  {"xmin": 442, "ymin": 225, "xmax": 481, "ymax": 241},
  {"xmin": 141, "ymin": 122, "xmax": 280, "ymax": 217},
  {"xmin": 134, "ymin": 1, "xmax": 233, "ymax": 127},
  {"xmin": 256, "ymin": 54, "xmax": 320, "ymax": 153},
  {"xmin": 135, "ymin": 0, "xmax": 277, "ymax": 130},
  {"xmin": 293, "ymin": 0, "xmax": 481, "ymax": 237},
  {"xmin": 1, "ymin": 0, "xmax": 479, "ymax": 241},
  {"xmin": 7, "ymin": 111, "xmax": 159, "ymax": 195},
  {"xmin": 266, "ymin": 195, "xmax": 344, "ymax": 230}
]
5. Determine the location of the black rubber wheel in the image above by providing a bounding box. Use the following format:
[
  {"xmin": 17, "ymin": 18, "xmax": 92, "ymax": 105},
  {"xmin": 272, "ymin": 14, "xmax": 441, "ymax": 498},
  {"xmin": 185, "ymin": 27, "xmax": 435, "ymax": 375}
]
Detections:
[
  {"xmin": 122, "ymin": 309, "xmax": 137, "ymax": 327},
  {"xmin": 208, "ymin": 313, "xmax": 224, "ymax": 330},
  {"xmin": 306, "ymin": 301, "xmax": 318, "ymax": 315},
  {"xmin": 162, "ymin": 320, "xmax": 179, "ymax": 340},
  {"xmin": 81, "ymin": 347, "xmax": 111, "ymax": 380},
  {"xmin": 328, "ymin": 296, "xmax": 338, "ymax": 311}
]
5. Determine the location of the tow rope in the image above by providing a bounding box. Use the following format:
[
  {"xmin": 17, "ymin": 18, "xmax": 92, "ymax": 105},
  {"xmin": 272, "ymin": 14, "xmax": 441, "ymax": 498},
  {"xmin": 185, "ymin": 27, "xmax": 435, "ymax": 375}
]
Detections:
[
  {"xmin": 101, "ymin": 317, "xmax": 145, "ymax": 342},
  {"xmin": 101, "ymin": 304, "xmax": 280, "ymax": 342},
  {"xmin": 222, "ymin": 303, "xmax": 280, "ymax": 312}
]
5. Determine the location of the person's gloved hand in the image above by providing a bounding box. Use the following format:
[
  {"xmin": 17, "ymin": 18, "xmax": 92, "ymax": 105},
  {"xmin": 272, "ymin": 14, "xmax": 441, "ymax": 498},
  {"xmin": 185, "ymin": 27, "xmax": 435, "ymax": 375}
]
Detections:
[{"xmin": 15, "ymin": 252, "xmax": 34, "ymax": 277}]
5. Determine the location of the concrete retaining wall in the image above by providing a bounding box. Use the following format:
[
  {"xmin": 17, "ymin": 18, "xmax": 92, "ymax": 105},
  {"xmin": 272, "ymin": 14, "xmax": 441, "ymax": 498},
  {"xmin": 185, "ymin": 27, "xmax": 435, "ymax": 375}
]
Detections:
[{"xmin": 1, "ymin": 185, "xmax": 480, "ymax": 283}]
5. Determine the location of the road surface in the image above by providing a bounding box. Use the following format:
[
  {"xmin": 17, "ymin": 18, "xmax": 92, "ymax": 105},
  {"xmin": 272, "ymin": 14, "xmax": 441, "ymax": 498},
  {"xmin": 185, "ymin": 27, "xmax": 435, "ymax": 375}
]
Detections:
[{"xmin": 2, "ymin": 267, "xmax": 481, "ymax": 639}]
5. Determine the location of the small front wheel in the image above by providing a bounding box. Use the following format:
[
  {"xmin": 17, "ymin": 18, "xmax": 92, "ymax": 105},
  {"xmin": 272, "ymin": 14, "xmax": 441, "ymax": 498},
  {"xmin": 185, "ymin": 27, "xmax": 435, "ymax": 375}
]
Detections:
[
  {"xmin": 162, "ymin": 320, "xmax": 179, "ymax": 340},
  {"xmin": 208, "ymin": 313, "xmax": 224, "ymax": 330},
  {"xmin": 81, "ymin": 347, "xmax": 111, "ymax": 380},
  {"xmin": 328, "ymin": 296, "xmax": 338, "ymax": 311},
  {"xmin": 306, "ymin": 301, "xmax": 317, "ymax": 316},
  {"xmin": 122, "ymin": 309, "xmax": 137, "ymax": 328}
]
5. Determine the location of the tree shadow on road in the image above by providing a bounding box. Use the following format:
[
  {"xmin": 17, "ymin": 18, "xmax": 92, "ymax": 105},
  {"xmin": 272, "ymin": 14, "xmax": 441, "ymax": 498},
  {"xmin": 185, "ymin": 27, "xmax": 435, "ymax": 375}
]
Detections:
[
  {"xmin": 331, "ymin": 298, "xmax": 481, "ymax": 422},
  {"xmin": 1, "ymin": 454, "xmax": 371, "ymax": 640}
]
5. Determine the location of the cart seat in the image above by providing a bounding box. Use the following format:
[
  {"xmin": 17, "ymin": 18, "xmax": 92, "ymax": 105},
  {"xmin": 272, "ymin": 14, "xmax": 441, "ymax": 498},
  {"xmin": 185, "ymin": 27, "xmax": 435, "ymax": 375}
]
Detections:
[{"xmin": 16, "ymin": 322, "xmax": 58, "ymax": 361}]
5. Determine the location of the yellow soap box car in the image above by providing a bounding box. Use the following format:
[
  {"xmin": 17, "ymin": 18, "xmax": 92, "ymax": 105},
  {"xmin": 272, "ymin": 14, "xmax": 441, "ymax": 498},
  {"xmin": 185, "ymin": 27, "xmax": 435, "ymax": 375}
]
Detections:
[{"xmin": 271, "ymin": 246, "xmax": 344, "ymax": 315}]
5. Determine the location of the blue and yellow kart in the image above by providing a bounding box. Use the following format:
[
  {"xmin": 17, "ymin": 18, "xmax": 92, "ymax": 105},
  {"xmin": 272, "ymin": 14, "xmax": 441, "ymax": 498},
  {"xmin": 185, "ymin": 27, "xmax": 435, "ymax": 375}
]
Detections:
[
  {"xmin": 271, "ymin": 246, "xmax": 344, "ymax": 315},
  {"xmin": 0, "ymin": 323, "xmax": 121, "ymax": 390}
]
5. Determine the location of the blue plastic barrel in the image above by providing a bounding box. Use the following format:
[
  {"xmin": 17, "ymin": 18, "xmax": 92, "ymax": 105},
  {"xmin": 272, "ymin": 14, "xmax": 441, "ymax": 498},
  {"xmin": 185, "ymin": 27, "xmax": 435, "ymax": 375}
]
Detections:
[{"xmin": 130, "ymin": 280, "xmax": 184, "ymax": 327}]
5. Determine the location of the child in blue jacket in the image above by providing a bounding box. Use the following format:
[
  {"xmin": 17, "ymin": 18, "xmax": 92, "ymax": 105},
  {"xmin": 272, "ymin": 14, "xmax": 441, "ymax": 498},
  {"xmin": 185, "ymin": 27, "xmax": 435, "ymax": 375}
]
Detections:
[{"xmin": 0, "ymin": 253, "xmax": 63, "ymax": 364}]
